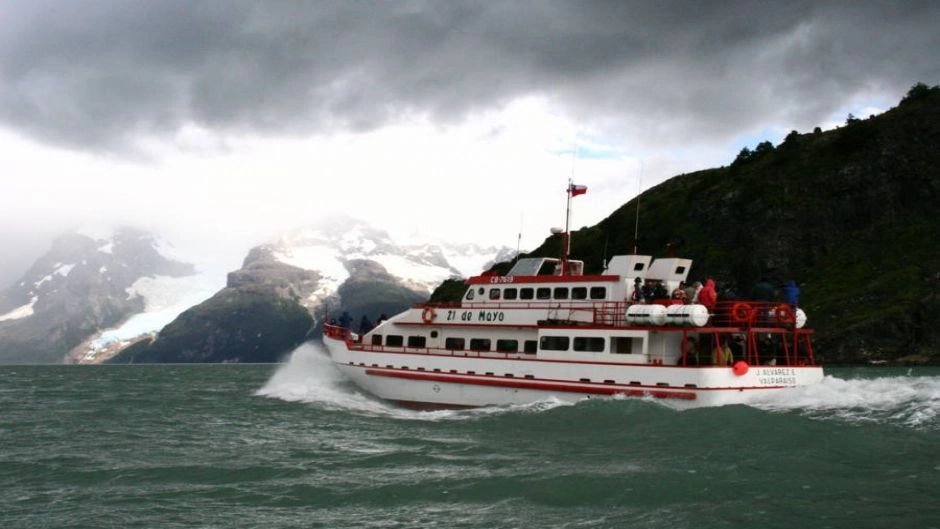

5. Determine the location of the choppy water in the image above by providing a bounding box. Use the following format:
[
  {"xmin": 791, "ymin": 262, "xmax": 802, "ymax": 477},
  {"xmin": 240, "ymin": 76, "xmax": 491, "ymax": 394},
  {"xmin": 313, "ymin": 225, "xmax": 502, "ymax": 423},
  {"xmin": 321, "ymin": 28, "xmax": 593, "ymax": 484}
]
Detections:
[{"xmin": 1, "ymin": 344, "xmax": 938, "ymax": 529}]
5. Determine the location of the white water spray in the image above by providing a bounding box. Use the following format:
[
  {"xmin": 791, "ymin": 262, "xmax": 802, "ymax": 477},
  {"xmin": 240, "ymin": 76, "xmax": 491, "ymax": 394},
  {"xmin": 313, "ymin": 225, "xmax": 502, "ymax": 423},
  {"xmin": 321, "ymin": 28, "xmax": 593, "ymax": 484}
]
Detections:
[
  {"xmin": 748, "ymin": 373, "xmax": 940, "ymax": 429},
  {"xmin": 255, "ymin": 342, "xmax": 573, "ymax": 421}
]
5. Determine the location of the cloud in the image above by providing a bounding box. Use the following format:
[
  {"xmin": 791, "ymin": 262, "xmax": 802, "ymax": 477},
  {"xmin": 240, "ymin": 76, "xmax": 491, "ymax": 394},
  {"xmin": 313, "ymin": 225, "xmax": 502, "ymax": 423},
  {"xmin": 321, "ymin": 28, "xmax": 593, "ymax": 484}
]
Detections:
[
  {"xmin": 0, "ymin": 1, "xmax": 937, "ymax": 287},
  {"xmin": 1, "ymin": 1, "xmax": 937, "ymax": 153}
]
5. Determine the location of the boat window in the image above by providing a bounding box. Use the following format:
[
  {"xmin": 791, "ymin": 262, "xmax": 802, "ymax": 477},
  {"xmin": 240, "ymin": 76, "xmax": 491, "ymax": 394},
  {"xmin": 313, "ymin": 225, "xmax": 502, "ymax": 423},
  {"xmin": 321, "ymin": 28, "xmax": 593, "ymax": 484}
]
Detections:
[
  {"xmin": 590, "ymin": 286, "xmax": 607, "ymax": 299},
  {"xmin": 407, "ymin": 336, "xmax": 426, "ymax": 348},
  {"xmin": 489, "ymin": 288, "xmax": 501, "ymax": 300},
  {"xmin": 571, "ymin": 287, "xmax": 587, "ymax": 300},
  {"xmin": 465, "ymin": 289, "xmax": 474, "ymax": 300},
  {"xmin": 524, "ymin": 340, "xmax": 538, "ymax": 354},
  {"xmin": 469, "ymin": 338, "xmax": 491, "ymax": 351},
  {"xmin": 553, "ymin": 287, "xmax": 569, "ymax": 300},
  {"xmin": 633, "ymin": 263, "xmax": 645, "ymax": 271},
  {"xmin": 675, "ymin": 266, "xmax": 686, "ymax": 274},
  {"xmin": 504, "ymin": 288, "xmax": 518, "ymax": 300},
  {"xmin": 445, "ymin": 337, "xmax": 465, "ymax": 350},
  {"xmin": 539, "ymin": 336, "xmax": 570, "ymax": 351},
  {"xmin": 520, "ymin": 288, "xmax": 534, "ymax": 300},
  {"xmin": 573, "ymin": 337, "xmax": 606, "ymax": 352},
  {"xmin": 611, "ymin": 337, "xmax": 636, "ymax": 354},
  {"xmin": 478, "ymin": 287, "xmax": 485, "ymax": 295},
  {"xmin": 536, "ymin": 287, "xmax": 551, "ymax": 300},
  {"xmin": 371, "ymin": 335, "xmax": 382, "ymax": 346},
  {"xmin": 430, "ymin": 331, "xmax": 439, "ymax": 338},
  {"xmin": 386, "ymin": 335, "xmax": 404, "ymax": 347},
  {"xmin": 496, "ymin": 339, "xmax": 518, "ymax": 352}
]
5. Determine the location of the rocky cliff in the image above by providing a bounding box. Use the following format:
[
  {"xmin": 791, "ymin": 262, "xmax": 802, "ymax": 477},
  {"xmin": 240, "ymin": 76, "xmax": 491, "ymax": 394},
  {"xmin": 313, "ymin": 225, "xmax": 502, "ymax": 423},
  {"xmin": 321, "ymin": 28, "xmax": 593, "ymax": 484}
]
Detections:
[
  {"xmin": 438, "ymin": 84, "xmax": 940, "ymax": 364},
  {"xmin": 0, "ymin": 228, "xmax": 195, "ymax": 363},
  {"xmin": 112, "ymin": 219, "xmax": 511, "ymax": 363}
]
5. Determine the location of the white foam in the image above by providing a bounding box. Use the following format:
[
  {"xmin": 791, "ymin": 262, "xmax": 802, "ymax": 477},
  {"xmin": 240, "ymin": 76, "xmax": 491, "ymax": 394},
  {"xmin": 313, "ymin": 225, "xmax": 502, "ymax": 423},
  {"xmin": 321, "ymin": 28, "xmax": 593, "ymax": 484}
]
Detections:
[
  {"xmin": 748, "ymin": 373, "xmax": 940, "ymax": 429},
  {"xmin": 255, "ymin": 343, "xmax": 573, "ymax": 421}
]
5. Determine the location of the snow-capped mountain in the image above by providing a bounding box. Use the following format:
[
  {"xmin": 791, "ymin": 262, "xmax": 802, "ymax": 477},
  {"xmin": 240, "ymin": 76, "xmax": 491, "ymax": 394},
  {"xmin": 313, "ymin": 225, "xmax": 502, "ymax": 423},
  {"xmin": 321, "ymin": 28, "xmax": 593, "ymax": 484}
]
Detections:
[
  {"xmin": 262, "ymin": 217, "xmax": 515, "ymax": 311},
  {"xmin": 111, "ymin": 218, "xmax": 515, "ymax": 364},
  {"xmin": 0, "ymin": 228, "xmax": 208, "ymax": 364}
]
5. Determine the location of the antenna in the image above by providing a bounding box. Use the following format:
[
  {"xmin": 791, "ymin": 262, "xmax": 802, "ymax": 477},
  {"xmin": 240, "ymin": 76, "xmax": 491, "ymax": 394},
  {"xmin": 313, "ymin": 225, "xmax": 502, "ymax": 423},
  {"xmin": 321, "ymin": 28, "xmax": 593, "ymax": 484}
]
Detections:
[
  {"xmin": 633, "ymin": 160, "xmax": 643, "ymax": 254},
  {"xmin": 516, "ymin": 213, "xmax": 523, "ymax": 257}
]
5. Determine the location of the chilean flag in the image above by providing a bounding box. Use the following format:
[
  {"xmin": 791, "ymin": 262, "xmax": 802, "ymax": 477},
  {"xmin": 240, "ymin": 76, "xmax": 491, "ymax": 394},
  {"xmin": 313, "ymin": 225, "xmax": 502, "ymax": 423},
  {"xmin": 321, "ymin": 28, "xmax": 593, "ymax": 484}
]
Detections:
[{"xmin": 568, "ymin": 183, "xmax": 587, "ymax": 196}]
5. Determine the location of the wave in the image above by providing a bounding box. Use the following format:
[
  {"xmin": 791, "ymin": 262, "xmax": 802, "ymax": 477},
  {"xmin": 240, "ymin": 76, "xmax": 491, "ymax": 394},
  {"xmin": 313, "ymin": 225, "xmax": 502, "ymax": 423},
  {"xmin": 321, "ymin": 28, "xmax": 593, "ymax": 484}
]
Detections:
[
  {"xmin": 255, "ymin": 343, "xmax": 574, "ymax": 421},
  {"xmin": 258, "ymin": 344, "xmax": 938, "ymax": 429},
  {"xmin": 747, "ymin": 372, "xmax": 940, "ymax": 430}
]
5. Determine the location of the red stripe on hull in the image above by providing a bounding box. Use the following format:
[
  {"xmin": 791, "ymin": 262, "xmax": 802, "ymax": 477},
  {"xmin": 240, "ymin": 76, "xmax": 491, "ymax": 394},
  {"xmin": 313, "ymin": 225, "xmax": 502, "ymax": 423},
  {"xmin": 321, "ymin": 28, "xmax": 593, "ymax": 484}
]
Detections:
[
  {"xmin": 364, "ymin": 368, "xmax": 697, "ymax": 400},
  {"xmin": 466, "ymin": 274, "xmax": 620, "ymax": 285}
]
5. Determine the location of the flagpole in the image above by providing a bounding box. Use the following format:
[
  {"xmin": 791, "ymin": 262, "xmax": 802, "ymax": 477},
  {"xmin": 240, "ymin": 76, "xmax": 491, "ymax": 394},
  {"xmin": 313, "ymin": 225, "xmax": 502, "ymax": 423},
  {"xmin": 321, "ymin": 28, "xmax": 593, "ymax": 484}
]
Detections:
[{"xmin": 564, "ymin": 178, "xmax": 572, "ymax": 275}]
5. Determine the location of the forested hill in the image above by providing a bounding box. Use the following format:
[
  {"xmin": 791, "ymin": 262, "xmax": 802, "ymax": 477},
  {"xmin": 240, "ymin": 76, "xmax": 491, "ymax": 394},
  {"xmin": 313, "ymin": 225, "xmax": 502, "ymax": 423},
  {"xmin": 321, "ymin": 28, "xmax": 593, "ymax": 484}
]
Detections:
[{"xmin": 520, "ymin": 83, "xmax": 940, "ymax": 364}]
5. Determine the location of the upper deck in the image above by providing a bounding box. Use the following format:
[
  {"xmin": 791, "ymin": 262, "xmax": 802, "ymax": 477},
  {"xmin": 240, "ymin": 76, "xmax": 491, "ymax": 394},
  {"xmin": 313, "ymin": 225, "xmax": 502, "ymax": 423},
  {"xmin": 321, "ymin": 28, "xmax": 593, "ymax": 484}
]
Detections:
[{"xmin": 462, "ymin": 255, "xmax": 693, "ymax": 305}]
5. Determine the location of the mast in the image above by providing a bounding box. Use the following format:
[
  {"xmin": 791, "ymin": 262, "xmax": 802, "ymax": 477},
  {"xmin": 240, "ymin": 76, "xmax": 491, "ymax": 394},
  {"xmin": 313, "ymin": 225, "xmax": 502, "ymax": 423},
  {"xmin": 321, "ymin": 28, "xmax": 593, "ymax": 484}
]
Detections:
[{"xmin": 562, "ymin": 177, "xmax": 572, "ymax": 275}]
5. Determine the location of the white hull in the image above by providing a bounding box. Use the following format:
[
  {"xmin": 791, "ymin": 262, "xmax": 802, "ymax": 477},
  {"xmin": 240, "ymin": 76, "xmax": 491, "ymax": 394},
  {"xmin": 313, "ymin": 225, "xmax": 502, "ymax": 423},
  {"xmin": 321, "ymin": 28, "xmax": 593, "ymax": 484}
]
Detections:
[{"xmin": 324, "ymin": 335, "xmax": 824, "ymax": 409}]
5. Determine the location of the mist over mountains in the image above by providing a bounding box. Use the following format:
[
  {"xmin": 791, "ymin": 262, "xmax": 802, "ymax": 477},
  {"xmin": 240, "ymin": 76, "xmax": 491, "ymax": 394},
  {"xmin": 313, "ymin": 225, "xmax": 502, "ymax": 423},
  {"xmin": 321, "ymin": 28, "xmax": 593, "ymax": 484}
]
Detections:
[
  {"xmin": 0, "ymin": 218, "xmax": 512, "ymax": 364},
  {"xmin": 0, "ymin": 229, "xmax": 196, "ymax": 363}
]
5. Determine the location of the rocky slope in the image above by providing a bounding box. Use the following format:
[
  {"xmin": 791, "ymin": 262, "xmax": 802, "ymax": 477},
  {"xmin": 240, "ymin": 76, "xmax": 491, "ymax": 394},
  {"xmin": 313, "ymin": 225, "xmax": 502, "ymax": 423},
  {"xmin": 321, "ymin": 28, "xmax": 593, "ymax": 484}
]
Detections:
[
  {"xmin": 112, "ymin": 219, "xmax": 512, "ymax": 363},
  {"xmin": 0, "ymin": 228, "xmax": 196, "ymax": 363},
  {"xmin": 459, "ymin": 83, "xmax": 939, "ymax": 364}
]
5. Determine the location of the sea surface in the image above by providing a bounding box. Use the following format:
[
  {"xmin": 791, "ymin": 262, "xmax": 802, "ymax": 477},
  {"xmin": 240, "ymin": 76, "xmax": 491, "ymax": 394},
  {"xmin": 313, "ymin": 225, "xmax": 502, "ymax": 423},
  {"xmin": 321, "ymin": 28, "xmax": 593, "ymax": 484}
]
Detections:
[{"xmin": 1, "ymin": 345, "xmax": 938, "ymax": 529}]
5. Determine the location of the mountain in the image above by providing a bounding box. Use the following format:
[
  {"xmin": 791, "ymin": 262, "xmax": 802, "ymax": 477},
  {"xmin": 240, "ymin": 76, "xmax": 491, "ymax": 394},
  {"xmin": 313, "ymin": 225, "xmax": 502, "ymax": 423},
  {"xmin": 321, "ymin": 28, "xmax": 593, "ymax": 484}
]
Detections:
[
  {"xmin": 0, "ymin": 228, "xmax": 198, "ymax": 364},
  {"xmin": 112, "ymin": 219, "xmax": 513, "ymax": 363},
  {"xmin": 456, "ymin": 83, "xmax": 939, "ymax": 364}
]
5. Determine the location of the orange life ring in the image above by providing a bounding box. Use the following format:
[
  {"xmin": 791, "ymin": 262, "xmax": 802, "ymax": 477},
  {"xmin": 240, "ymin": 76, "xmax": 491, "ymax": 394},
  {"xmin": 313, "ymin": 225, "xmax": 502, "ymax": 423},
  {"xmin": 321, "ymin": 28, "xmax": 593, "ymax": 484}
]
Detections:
[
  {"xmin": 774, "ymin": 304, "xmax": 796, "ymax": 325},
  {"xmin": 731, "ymin": 302, "xmax": 754, "ymax": 323},
  {"xmin": 421, "ymin": 307, "xmax": 437, "ymax": 324}
]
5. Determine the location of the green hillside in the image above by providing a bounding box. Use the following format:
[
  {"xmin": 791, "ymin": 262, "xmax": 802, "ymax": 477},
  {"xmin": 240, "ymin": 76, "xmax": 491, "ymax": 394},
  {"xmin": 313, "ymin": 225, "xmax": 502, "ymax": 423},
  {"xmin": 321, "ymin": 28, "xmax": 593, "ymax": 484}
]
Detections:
[{"xmin": 476, "ymin": 84, "xmax": 940, "ymax": 364}]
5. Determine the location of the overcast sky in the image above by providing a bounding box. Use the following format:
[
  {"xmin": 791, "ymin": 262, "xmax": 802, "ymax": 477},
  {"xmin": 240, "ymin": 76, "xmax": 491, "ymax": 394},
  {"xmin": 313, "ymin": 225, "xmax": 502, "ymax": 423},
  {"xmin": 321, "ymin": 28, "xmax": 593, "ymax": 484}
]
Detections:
[{"xmin": 1, "ymin": 0, "xmax": 938, "ymax": 285}]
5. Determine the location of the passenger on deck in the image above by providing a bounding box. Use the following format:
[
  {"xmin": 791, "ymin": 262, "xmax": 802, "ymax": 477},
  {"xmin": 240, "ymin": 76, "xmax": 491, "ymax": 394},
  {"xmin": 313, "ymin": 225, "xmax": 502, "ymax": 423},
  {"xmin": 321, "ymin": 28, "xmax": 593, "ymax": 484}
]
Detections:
[
  {"xmin": 653, "ymin": 280, "xmax": 669, "ymax": 300},
  {"xmin": 631, "ymin": 277, "xmax": 645, "ymax": 304},
  {"xmin": 672, "ymin": 282, "xmax": 688, "ymax": 302},
  {"xmin": 751, "ymin": 278, "xmax": 775, "ymax": 302},
  {"xmin": 784, "ymin": 280, "xmax": 800, "ymax": 308},
  {"xmin": 338, "ymin": 311, "xmax": 353, "ymax": 329},
  {"xmin": 759, "ymin": 334, "xmax": 777, "ymax": 365},
  {"xmin": 642, "ymin": 280, "xmax": 656, "ymax": 301},
  {"xmin": 712, "ymin": 337, "xmax": 734, "ymax": 366},
  {"xmin": 688, "ymin": 281, "xmax": 702, "ymax": 304},
  {"xmin": 698, "ymin": 279, "xmax": 717, "ymax": 310},
  {"xmin": 358, "ymin": 315, "xmax": 373, "ymax": 335},
  {"xmin": 684, "ymin": 337, "xmax": 700, "ymax": 366},
  {"xmin": 729, "ymin": 334, "xmax": 745, "ymax": 361}
]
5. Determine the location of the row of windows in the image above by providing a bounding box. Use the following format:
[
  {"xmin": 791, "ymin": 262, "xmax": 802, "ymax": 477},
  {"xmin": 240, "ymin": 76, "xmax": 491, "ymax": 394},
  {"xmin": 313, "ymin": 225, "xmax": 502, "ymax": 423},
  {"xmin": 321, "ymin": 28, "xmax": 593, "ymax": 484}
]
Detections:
[
  {"xmin": 374, "ymin": 334, "xmax": 538, "ymax": 353},
  {"xmin": 372, "ymin": 334, "xmax": 622, "ymax": 354},
  {"xmin": 467, "ymin": 285, "xmax": 608, "ymax": 302},
  {"xmin": 539, "ymin": 336, "xmax": 606, "ymax": 352}
]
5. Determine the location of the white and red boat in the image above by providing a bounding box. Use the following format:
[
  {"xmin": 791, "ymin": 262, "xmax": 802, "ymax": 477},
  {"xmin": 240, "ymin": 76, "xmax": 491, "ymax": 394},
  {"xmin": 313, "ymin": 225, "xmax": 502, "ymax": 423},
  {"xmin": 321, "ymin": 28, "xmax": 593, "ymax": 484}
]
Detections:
[{"xmin": 323, "ymin": 186, "xmax": 823, "ymax": 408}]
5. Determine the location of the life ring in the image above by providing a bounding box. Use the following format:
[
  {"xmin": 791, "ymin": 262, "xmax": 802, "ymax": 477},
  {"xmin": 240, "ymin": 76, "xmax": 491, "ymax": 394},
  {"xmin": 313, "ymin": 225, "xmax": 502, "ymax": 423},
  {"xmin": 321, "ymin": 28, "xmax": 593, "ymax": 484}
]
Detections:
[
  {"xmin": 421, "ymin": 307, "xmax": 437, "ymax": 324},
  {"xmin": 773, "ymin": 304, "xmax": 796, "ymax": 325},
  {"xmin": 731, "ymin": 302, "xmax": 754, "ymax": 323}
]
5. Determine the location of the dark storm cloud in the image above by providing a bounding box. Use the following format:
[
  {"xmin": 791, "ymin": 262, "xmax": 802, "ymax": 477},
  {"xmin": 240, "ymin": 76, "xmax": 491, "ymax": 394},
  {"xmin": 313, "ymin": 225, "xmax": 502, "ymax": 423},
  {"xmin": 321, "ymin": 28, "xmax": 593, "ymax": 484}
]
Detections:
[{"xmin": 1, "ymin": 0, "xmax": 937, "ymax": 152}]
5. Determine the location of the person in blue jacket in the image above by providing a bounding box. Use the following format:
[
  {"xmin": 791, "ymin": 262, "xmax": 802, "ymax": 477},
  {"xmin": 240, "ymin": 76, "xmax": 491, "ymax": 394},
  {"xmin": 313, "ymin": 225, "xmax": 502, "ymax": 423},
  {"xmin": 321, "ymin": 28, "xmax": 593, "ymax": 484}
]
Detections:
[{"xmin": 784, "ymin": 280, "xmax": 800, "ymax": 308}]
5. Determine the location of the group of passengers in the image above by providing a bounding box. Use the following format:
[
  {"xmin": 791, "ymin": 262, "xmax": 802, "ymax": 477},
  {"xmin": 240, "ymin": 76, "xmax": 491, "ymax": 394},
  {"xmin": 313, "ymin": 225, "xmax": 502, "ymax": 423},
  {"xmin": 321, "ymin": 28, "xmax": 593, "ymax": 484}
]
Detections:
[
  {"xmin": 630, "ymin": 277, "xmax": 718, "ymax": 310},
  {"xmin": 683, "ymin": 333, "xmax": 781, "ymax": 366},
  {"xmin": 333, "ymin": 311, "xmax": 389, "ymax": 335},
  {"xmin": 633, "ymin": 276, "xmax": 800, "ymax": 311}
]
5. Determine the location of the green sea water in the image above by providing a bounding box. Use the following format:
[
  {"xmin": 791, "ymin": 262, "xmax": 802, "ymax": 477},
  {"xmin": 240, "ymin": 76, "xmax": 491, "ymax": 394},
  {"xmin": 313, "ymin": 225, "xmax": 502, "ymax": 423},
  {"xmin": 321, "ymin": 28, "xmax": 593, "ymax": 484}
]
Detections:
[{"xmin": 1, "ymin": 344, "xmax": 938, "ymax": 529}]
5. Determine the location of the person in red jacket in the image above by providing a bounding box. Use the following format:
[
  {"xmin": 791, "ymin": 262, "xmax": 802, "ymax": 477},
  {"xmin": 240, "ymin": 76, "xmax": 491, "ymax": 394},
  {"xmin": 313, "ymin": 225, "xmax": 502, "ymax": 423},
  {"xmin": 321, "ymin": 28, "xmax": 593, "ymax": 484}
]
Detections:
[{"xmin": 698, "ymin": 278, "xmax": 717, "ymax": 310}]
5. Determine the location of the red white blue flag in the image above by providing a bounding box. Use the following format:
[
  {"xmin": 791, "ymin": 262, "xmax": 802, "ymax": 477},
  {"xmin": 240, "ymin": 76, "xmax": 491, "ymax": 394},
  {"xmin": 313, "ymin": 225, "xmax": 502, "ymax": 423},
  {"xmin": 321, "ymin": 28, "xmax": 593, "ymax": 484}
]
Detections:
[{"xmin": 568, "ymin": 183, "xmax": 587, "ymax": 196}]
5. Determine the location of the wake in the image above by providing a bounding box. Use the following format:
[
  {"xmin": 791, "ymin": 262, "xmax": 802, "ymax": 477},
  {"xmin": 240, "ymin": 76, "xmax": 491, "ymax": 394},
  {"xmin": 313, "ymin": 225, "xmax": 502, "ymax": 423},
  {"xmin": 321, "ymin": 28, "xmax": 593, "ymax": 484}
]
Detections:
[
  {"xmin": 254, "ymin": 342, "xmax": 573, "ymax": 421},
  {"xmin": 747, "ymin": 372, "xmax": 940, "ymax": 429}
]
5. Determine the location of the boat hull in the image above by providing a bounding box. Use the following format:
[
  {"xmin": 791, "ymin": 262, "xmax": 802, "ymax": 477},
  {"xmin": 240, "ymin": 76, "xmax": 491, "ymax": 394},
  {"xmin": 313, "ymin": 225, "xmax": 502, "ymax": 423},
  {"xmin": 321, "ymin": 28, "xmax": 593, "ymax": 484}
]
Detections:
[{"xmin": 324, "ymin": 335, "xmax": 824, "ymax": 409}]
